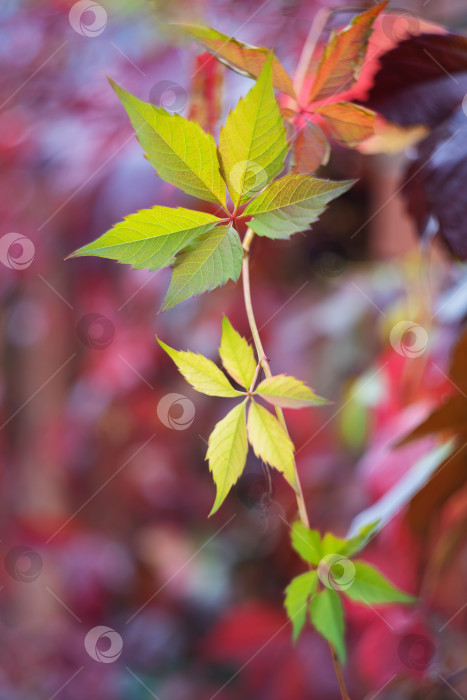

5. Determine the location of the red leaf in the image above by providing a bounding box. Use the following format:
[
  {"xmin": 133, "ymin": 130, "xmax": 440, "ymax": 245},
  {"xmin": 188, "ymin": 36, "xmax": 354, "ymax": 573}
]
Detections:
[
  {"xmin": 293, "ymin": 120, "xmax": 329, "ymax": 173},
  {"xmin": 315, "ymin": 101, "xmax": 376, "ymax": 147},
  {"xmin": 188, "ymin": 52, "xmax": 224, "ymax": 134},
  {"xmin": 308, "ymin": 2, "xmax": 388, "ymax": 104}
]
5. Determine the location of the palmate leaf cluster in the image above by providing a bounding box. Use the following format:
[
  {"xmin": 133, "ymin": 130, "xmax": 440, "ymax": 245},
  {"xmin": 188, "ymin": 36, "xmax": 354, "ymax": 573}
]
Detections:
[
  {"xmin": 70, "ymin": 57, "xmax": 352, "ymax": 310},
  {"xmin": 159, "ymin": 317, "xmax": 326, "ymax": 515},
  {"xmin": 286, "ymin": 521, "xmax": 415, "ymax": 662}
]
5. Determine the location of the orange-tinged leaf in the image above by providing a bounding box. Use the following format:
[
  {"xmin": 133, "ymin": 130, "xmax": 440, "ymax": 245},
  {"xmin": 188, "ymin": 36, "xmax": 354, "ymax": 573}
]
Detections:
[
  {"xmin": 316, "ymin": 102, "xmax": 376, "ymax": 146},
  {"xmin": 183, "ymin": 24, "xmax": 296, "ymax": 98},
  {"xmin": 358, "ymin": 119, "xmax": 428, "ymax": 155},
  {"xmin": 293, "ymin": 120, "xmax": 330, "ymax": 173},
  {"xmin": 188, "ymin": 52, "xmax": 224, "ymax": 134},
  {"xmin": 308, "ymin": 2, "xmax": 388, "ymax": 104}
]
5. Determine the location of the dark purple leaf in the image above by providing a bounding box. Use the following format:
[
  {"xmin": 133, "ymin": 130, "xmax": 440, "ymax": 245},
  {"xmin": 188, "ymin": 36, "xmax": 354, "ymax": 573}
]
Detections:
[
  {"xmin": 363, "ymin": 33, "xmax": 467, "ymax": 128},
  {"xmin": 403, "ymin": 105, "xmax": 467, "ymax": 258}
]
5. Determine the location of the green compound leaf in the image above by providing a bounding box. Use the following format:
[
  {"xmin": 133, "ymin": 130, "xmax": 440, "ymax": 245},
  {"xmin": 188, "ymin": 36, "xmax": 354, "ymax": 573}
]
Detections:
[
  {"xmin": 207, "ymin": 400, "xmax": 249, "ymax": 515},
  {"xmin": 343, "ymin": 561, "xmax": 416, "ymax": 606},
  {"xmin": 310, "ymin": 588, "xmax": 346, "ymax": 664},
  {"xmin": 291, "ymin": 521, "xmax": 322, "ymax": 566},
  {"xmin": 255, "ymin": 374, "xmax": 327, "ymax": 409},
  {"xmin": 247, "ymin": 399, "xmax": 296, "ymax": 488},
  {"xmin": 158, "ymin": 339, "xmax": 244, "ymax": 398},
  {"xmin": 110, "ymin": 80, "xmax": 226, "ymax": 208},
  {"xmin": 321, "ymin": 521, "xmax": 379, "ymax": 559},
  {"xmin": 182, "ymin": 24, "xmax": 296, "ymax": 98},
  {"xmin": 244, "ymin": 173, "xmax": 354, "ymax": 239},
  {"xmin": 218, "ymin": 57, "xmax": 288, "ymax": 207},
  {"xmin": 219, "ymin": 316, "xmax": 257, "ymax": 389},
  {"xmin": 69, "ymin": 207, "xmax": 222, "ymax": 270},
  {"xmin": 161, "ymin": 225, "xmax": 243, "ymax": 311},
  {"xmin": 285, "ymin": 570, "xmax": 318, "ymax": 641}
]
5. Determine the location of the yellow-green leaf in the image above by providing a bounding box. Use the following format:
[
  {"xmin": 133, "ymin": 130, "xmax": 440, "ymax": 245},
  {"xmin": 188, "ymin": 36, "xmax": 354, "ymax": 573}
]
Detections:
[
  {"xmin": 285, "ymin": 571, "xmax": 318, "ymax": 641},
  {"xmin": 321, "ymin": 522, "xmax": 379, "ymax": 558},
  {"xmin": 183, "ymin": 24, "xmax": 296, "ymax": 98},
  {"xmin": 343, "ymin": 561, "xmax": 416, "ymax": 606},
  {"xmin": 219, "ymin": 316, "xmax": 257, "ymax": 389},
  {"xmin": 310, "ymin": 589, "xmax": 346, "ymax": 664},
  {"xmin": 255, "ymin": 374, "xmax": 327, "ymax": 408},
  {"xmin": 247, "ymin": 399, "xmax": 296, "ymax": 488},
  {"xmin": 161, "ymin": 225, "xmax": 242, "ymax": 311},
  {"xmin": 218, "ymin": 57, "xmax": 288, "ymax": 207},
  {"xmin": 158, "ymin": 339, "xmax": 244, "ymax": 398},
  {"xmin": 207, "ymin": 400, "xmax": 248, "ymax": 515},
  {"xmin": 308, "ymin": 2, "xmax": 388, "ymax": 104},
  {"xmin": 244, "ymin": 173, "xmax": 353, "ymax": 239},
  {"xmin": 110, "ymin": 79, "xmax": 226, "ymax": 208},
  {"xmin": 291, "ymin": 521, "xmax": 322, "ymax": 566},
  {"xmin": 69, "ymin": 207, "xmax": 221, "ymax": 270}
]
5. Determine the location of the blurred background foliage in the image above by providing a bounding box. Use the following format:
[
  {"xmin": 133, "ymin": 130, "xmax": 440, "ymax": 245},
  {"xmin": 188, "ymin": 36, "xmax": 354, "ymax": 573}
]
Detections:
[{"xmin": 0, "ymin": 0, "xmax": 467, "ymax": 698}]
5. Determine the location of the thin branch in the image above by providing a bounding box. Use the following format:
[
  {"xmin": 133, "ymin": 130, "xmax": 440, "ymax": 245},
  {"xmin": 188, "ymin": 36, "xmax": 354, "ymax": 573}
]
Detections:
[{"xmin": 241, "ymin": 228, "xmax": 352, "ymax": 700}]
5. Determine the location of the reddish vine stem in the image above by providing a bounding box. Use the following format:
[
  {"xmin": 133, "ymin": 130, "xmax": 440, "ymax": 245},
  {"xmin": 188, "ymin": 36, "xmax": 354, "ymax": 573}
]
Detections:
[{"xmin": 242, "ymin": 227, "xmax": 351, "ymax": 700}]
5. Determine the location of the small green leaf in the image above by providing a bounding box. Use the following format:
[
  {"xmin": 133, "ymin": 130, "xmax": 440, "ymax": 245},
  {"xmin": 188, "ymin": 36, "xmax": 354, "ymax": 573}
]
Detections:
[
  {"xmin": 218, "ymin": 56, "xmax": 288, "ymax": 207},
  {"xmin": 343, "ymin": 561, "xmax": 416, "ymax": 606},
  {"xmin": 110, "ymin": 80, "xmax": 226, "ymax": 208},
  {"xmin": 247, "ymin": 399, "xmax": 296, "ymax": 488},
  {"xmin": 321, "ymin": 521, "xmax": 379, "ymax": 558},
  {"xmin": 219, "ymin": 316, "xmax": 257, "ymax": 389},
  {"xmin": 158, "ymin": 339, "xmax": 244, "ymax": 398},
  {"xmin": 161, "ymin": 225, "xmax": 243, "ymax": 311},
  {"xmin": 291, "ymin": 521, "xmax": 322, "ymax": 566},
  {"xmin": 182, "ymin": 24, "xmax": 296, "ymax": 98},
  {"xmin": 255, "ymin": 374, "xmax": 327, "ymax": 409},
  {"xmin": 69, "ymin": 206, "xmax": 221, "ymax": 270},
  {"xmin": 310, "ymin": 588, "xmax": 346, "ymax": 664},
  {"xmin": 285, "ymin": 571, "xmax": 318, "ymax": 641},
  {"xmin": 207, "ymin": 400, "xmax": 248, "ymax": 515},
  {"xmin": 244, "ymin": 173, "xmax": 354, "ymax": 239}
]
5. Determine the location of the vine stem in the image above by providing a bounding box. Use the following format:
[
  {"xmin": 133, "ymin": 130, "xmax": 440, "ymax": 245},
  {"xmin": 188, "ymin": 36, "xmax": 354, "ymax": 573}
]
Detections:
[{"xmin": 242, "ymin": 228, "xmax": 351, "ymax": 700}]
